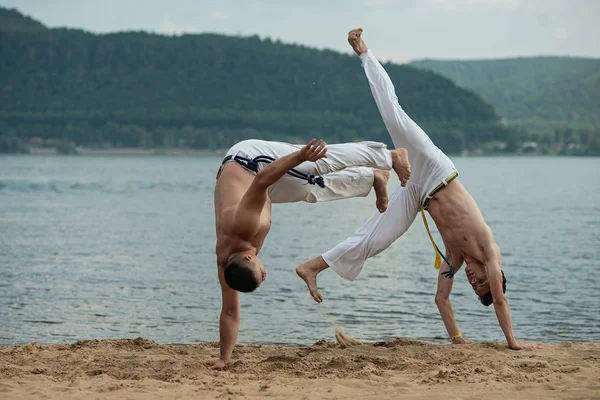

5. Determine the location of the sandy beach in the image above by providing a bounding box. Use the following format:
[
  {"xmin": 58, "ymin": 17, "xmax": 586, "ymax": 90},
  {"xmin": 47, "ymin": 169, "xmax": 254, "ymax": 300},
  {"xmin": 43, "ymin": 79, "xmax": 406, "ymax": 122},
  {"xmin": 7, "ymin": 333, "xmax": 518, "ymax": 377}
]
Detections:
[{"xmin": 1, "ymin": 337, "xmax": 599, "ymax": 400}]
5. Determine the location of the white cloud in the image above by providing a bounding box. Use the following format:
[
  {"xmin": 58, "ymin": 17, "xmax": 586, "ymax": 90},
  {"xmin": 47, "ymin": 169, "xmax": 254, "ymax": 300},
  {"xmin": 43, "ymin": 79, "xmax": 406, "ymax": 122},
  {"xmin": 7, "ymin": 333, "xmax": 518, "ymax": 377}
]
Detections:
[
  {"xmin": 554, "ymin": 27, "xmax": 567, "ymax": 40},
  {"xmin": 427, "ymin": 0, "xmax": 458, "ymax": 9},
  {"xmin": 210, "ymin": 11, "xmax": 230, "ymax": 20},
  {"xmin": 465, "ymin": 0, "xmax": 521, "ymax": 8},
  {"xmin": 158, "ymin": 16, "xmax": 199, "ymax": 36},
  {"xmin": 425, "ymin": 0, "xmax": 522, "ymax": 9},
  {"xmin": 360, "ymin": 0, "xmax": 395, "ymax": 5},
  {"xmin": 362, "ymin": 0, "xmax": 523, "ymax": 10},
  {"xmin": 360, "ymin": 0, "xmax": 418, "ymax": 7}
]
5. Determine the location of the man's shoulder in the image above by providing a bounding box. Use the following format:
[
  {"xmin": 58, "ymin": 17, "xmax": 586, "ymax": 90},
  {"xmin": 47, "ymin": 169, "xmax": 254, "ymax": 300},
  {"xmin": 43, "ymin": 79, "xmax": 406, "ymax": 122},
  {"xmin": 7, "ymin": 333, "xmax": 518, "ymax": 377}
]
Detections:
[{"xmin": 215, "ymin": 234, "xmax": 233, "ymax": 268}]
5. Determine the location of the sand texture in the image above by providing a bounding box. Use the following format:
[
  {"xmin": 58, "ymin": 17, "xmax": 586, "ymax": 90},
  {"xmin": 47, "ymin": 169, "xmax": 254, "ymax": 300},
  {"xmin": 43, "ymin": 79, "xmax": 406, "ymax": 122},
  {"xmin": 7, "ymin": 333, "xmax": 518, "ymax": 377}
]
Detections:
[{"xmin": 1, "ymin": 337, "xmax": 599, "ymax": 399}]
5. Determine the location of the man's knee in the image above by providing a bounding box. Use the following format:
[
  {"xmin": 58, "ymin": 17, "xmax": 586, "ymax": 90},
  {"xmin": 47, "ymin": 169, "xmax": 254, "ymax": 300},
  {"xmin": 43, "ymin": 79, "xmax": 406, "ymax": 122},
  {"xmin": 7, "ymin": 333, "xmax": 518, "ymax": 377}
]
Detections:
[{"xmin": 363, "ymin": 233, "xmax": 396, "ymax": 256}]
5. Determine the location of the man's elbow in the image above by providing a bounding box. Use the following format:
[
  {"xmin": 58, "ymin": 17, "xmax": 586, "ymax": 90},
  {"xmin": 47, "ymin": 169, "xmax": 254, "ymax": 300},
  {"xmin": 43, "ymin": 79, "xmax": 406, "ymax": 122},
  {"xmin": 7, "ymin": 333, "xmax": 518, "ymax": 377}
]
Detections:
[
  {"xmin": 435, "ymin": 294, "xmax": 450, "ymax": 307},
  {"xmin": 253, "ymin": 170, "xmax": 271, "ymax": 189},
  {"xmin": 221, "ymin": 306, "xmax": 240, "ymax": 320},
  {"xmin": 492, "ymin": 294, "xmax": 508, "ymax": 307}
]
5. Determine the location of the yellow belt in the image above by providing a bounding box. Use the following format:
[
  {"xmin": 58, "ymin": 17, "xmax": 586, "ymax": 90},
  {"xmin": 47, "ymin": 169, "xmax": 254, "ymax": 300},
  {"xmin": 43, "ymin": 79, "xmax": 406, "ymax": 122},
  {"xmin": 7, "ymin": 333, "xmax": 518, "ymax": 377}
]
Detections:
[{"xmin": 420, "ymin": 171, "xmax": 458, "ymax": 271}]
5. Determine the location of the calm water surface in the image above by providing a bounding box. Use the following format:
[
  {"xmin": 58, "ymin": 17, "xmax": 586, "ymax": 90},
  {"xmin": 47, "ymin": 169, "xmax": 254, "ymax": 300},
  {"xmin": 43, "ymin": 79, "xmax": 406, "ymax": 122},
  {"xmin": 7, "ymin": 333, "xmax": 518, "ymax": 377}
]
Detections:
[{"xmin": 1, "ymin": 155, "xmax": 599, "ymax": 346}]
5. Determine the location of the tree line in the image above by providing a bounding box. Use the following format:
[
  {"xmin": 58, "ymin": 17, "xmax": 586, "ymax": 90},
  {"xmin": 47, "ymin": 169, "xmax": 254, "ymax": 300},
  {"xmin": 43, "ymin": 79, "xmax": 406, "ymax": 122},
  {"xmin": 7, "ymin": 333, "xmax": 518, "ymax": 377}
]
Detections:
[{"xmin": 1, "ymin": 7, "xmax": 518, "ymax": 154}]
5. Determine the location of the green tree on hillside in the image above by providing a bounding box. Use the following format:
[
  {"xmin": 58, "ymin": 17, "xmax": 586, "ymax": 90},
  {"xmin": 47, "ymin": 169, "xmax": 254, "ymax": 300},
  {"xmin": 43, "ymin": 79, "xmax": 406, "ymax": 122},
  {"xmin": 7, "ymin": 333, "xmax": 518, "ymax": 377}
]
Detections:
[
  {"xmin": 410, "ymin": 57, "xmax": 600, "ymax": 155},
  {"xmin": 1, "ymin": 7, "xmax": 515, "ymax": 154}
]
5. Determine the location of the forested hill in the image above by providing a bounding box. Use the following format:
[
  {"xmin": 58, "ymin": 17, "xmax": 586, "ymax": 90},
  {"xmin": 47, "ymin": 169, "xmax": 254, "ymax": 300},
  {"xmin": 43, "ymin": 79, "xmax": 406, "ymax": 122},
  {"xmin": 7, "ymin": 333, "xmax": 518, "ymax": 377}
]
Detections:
[
  {"xmin": 1, "ymin": 7, "xmax": 511, "ymax": 154},
  {"xmin": 410, "ymin": 57, "xmax": 600, "ymax": 152},
  {"xmin": 0, "ymin": 7, "xmax": 46, "ymax": 32}
]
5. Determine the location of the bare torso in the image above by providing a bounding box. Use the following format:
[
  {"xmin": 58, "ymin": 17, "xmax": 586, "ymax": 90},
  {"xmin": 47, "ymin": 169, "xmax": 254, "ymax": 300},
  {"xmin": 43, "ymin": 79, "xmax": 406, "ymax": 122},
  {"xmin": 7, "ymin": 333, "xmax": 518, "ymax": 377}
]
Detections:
[
  {"xmin": 214, "ymin": 163, "xmax": 272, "ymax": 267},
  {"xmin": 427, "ymin": 180, "xmax": 497, "ymax": 268}
]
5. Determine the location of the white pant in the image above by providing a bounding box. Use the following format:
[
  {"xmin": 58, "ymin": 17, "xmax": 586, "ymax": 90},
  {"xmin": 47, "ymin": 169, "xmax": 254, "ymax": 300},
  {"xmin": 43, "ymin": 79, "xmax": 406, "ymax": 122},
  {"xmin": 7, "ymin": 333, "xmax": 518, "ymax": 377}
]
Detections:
[
  {"xmin": 223, "ymin": 139, "xmax": 393, "ymax": 203},
  {"xmin": 322, "ymin": 49, "xmax": 457, "ymax": 281}
]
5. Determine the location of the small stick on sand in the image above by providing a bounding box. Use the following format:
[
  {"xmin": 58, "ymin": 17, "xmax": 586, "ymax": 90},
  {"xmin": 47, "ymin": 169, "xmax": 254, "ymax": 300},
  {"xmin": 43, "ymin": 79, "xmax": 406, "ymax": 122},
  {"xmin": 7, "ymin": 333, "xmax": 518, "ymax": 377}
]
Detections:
[{"xmin": 335, "ymin": 327, "xmax": 361, "ymax": 348}]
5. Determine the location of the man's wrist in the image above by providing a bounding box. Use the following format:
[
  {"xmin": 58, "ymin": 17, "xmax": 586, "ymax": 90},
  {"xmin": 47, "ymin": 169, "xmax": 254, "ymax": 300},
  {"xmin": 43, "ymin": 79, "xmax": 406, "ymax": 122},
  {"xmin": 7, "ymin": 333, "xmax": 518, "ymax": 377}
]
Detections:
[{"xmin": 290, "ymin": 152, "xmax": 306, "ymax": 166}]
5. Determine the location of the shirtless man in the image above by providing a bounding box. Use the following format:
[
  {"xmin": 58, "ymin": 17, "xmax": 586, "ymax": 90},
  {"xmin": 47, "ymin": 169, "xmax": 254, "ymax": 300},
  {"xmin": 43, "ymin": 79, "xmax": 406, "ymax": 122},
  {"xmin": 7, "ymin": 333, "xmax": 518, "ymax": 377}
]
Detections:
[
  {"xmin": 296, "ymin": 29, "xmax": 539, "ymax": 351},
  {"xmin": 212, "ymin": 137, "xmax": 412, "ymax": 369}
]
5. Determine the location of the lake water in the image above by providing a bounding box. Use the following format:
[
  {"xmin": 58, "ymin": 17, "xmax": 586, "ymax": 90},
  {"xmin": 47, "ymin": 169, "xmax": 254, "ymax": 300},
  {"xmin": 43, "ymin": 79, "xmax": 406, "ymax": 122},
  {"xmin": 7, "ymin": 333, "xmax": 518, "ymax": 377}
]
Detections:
[{"xmin": 1, "ymin": 155, "xmax": 599, "ymax": 347}]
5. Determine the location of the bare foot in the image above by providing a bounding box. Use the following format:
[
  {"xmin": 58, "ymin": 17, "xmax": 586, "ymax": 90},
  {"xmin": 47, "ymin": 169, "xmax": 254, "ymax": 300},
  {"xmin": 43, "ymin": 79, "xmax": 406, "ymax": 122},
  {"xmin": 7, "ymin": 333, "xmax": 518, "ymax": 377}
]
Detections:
[
  {"xmin": 390, "ymin": 148, "xmax": 412, "ymax": 187},
  {"xmin": 373, "ymin": 169, "xmax": 390, "ymax": 213},
  {"xmin": 296, "ymin": 256, "xmax": 329, "ymax": 303},
  {"xmin": 347, "ymin": 28, "xmax": 368, "ymax": 56}
]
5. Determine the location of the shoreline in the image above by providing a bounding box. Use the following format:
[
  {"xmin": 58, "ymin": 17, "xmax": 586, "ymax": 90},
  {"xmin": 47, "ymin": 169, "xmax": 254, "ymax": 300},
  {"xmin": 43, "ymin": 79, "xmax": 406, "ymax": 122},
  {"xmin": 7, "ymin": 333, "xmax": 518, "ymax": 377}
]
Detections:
[
  {"xmin": 5, "ymin": 147, "xmax": 594, "ymax": 158},
  {"xmin": 2, "ymin": 336, "xmax": 592, "ymax": 348},
  {"xmin": 24, "ymin": 147, "xmax": 229, "ymax": 157},
  {"xmin": 1, "ymin": 337, "xmax": 599, "ymax": 399}
]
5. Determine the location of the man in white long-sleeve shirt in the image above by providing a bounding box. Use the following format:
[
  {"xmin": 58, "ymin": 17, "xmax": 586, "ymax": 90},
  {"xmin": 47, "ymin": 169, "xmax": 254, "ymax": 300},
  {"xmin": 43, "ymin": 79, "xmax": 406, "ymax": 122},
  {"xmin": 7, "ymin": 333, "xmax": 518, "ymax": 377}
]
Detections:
[{"xmin": 296, "ymin": 29, "xmax": 539, "ymax": 351}]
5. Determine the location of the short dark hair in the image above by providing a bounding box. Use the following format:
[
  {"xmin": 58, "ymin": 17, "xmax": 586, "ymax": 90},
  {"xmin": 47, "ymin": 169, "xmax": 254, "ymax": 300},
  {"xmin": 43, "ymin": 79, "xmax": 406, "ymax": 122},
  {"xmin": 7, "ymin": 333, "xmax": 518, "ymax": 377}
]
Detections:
[
  {"xmin": 478, "ymin": 270, "xmax": 507, "ymax": 307},
  {"xmin": 223, "ymin": 256, "xmax": 259, "ymax": 293}
]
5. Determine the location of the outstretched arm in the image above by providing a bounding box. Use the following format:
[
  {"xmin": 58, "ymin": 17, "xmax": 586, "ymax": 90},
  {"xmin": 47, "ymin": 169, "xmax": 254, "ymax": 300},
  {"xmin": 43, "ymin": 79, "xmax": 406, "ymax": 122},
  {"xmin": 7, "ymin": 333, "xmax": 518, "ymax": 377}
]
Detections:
[
  {"xmin": 435, "ymin": 262, "xmax": 473, "ymax": 344},
  {"xmin": 211, "ymin": 268, "xmax": 241, "ymax": 370},
  {"xmin": 232, "ymin": 139, "xmax": 327, "ymax": 239},
  {"xmin": 485, "ymin": 247, "xmax": 539, "ymax": 350}
]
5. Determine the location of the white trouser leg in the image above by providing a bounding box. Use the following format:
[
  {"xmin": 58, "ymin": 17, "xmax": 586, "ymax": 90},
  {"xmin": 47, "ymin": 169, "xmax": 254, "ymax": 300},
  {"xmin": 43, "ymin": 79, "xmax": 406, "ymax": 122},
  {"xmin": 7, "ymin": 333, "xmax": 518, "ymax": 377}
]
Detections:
[
  {"xmin": 320, "ymin": 50, "xmax": 450, "ymax": 280},
  {"xmin": 297, "ymin": 141, "xmax": 392, "ymax": 175},
  {"xmin": 322, "ymin": 184, "xmax": 421, "ymax": 280},
  {"xmin": 269, "ymin": 167, "xmax": 373, "ymax": 203},
  {"xmin": 265, "ymin": 141, "xmax": 392, "ymax": 203},
  {"xmin": 359, "ymin": 50, "xmax": 437, "ymax": 153},
  {"xmin": 226, "ymin": 139, "xmax": 392, "ymax": 173}
]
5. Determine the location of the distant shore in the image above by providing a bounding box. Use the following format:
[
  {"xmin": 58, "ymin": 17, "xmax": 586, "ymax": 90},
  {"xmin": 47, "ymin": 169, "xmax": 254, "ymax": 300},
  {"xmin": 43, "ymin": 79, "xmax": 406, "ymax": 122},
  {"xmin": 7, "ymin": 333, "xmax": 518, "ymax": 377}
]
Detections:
[
  {"xmin": 1, "ymin": 337, "xmax": 598, "ymax": 399},
  {"xmin": 25, "ymin": 147, "xmax": 228, "ymax": 157},
  {"xmin": 9, "ymin": 146, "xmax": 595, "ymax": 158}
]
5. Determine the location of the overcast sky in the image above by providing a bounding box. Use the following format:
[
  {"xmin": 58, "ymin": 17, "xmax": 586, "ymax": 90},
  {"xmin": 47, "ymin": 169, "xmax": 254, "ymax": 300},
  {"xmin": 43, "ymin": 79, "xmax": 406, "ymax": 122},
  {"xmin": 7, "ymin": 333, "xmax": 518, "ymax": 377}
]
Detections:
[{"xmin": 2, "ymin": 0, "xmax": 598, "ymax": 63}]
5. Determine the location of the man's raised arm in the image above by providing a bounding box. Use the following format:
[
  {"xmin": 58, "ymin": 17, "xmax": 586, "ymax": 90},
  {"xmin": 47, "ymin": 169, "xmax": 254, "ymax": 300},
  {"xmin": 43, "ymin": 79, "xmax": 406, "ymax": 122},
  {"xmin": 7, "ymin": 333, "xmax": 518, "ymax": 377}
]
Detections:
[{"xmin": 232, "ymin": 139, "xmax": 327, "ymax": 238}]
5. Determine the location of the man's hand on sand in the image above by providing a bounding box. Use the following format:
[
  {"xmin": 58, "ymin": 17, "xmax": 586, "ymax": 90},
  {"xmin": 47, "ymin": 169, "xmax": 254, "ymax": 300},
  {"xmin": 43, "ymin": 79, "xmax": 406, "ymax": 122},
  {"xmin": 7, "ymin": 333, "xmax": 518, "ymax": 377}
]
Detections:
[
  {"xmin": 299, "ymin": 139, "xmax": 327, "ymax": 162},
  {"xmin": 209, "ymin": 359, "xmax": 228, "ymax": 370},
  {"xmin": 508, "ymin": 341, "xmax": 541, "ymax": 350}
]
